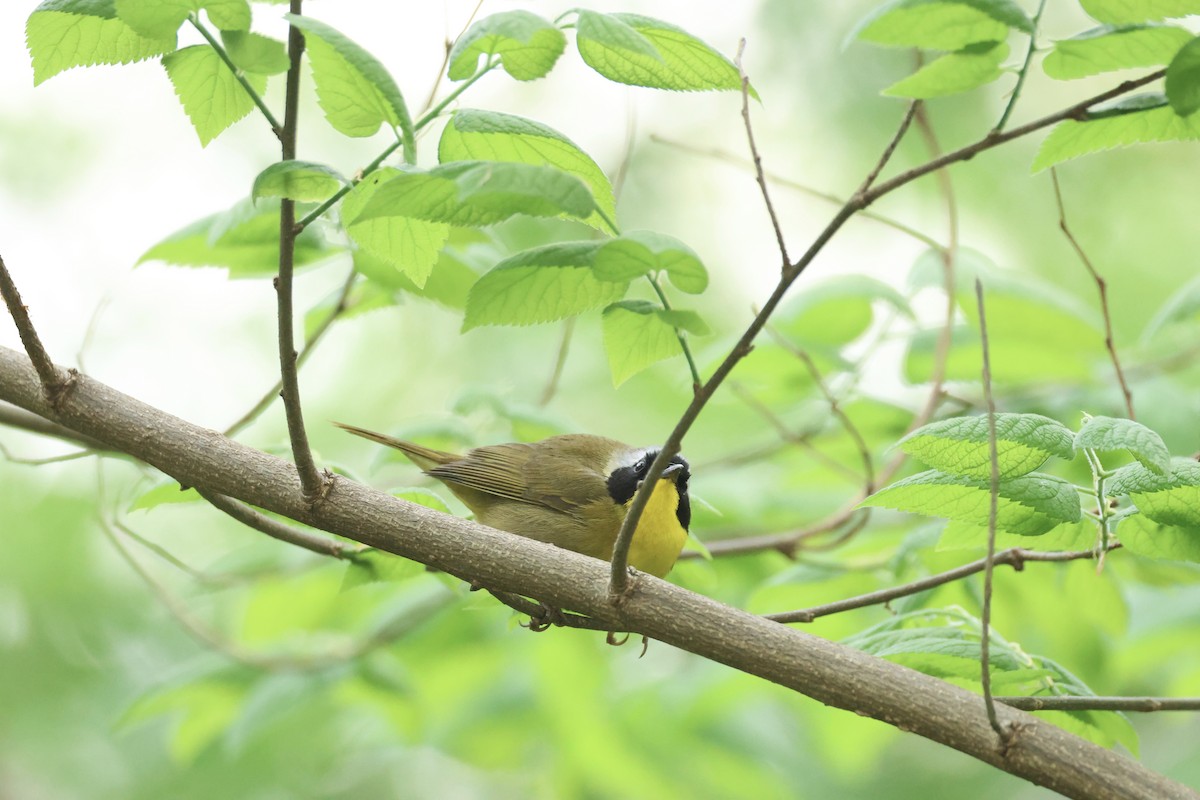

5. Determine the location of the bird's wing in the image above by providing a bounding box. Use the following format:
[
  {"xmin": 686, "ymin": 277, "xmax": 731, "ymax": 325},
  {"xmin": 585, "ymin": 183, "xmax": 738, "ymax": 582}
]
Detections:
[{"xmin": 426, "ymin": 442, "xmax": 535, "ymax": 505}]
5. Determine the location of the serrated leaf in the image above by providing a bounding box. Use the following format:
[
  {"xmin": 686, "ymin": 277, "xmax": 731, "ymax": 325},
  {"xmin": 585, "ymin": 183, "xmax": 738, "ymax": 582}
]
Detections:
[
  {"xmin": 1032, "ymin": 100, "xmax": 1200, "ymax": 171},
  {"xmin": 1166, "ymin": 35, "xmax": 1200, "ymax": 115},
  {"xmin": 341, "ymin": 168, "xmax": 450, "ymax": 288},
  {"xmin": 285, "ymin": 14, "xmax": 414, "ymax": 150},
  {"xmin": 220, "ymin": 29, "xmax": 288, "ymax": 75},
  {"xmin": 138, "ymin": 197, "xmax": 338, "ymax": 276},
  {"xmin": 779, "ymin": 274, "xmax": 912, "ymax": 348},
  {"xmin": 1043, "ymin": 24, "xmax": 1193, "ymax": 80},
  {"xmin": 251, "ymin": 160, "xmax": 345, "ymax": 203},
  {"xmin": 448, "ymin": 10, "xmax": 565, "ymax": 82},
  {"xmin": 884, "ymin": 41, "xmax": 1009, "ymax": 98},
  {"xmin": 1080, "ymin": 0, "xmax": 1200, "ymax": 24},
  {"xmin": 1075, "ymin": 415, "xmax": 1171, "ymax": 475},
  {"xmin": 899, "ymin": 413, "xmax": 1076, "ymax": 479},
  {"xmin": 853, "ymin": 0, "xmax": 1031, "ymax": 51},
  {"xmin": 201, "ymin": 0, "xmax": 248, "ymax": 31},
  {"xmin": 575, "ymin": 11, "xmax": 745, "ymax": 93},
  {"xmin": 114, "ymin": 0, "xmax": 249, "ymax": 38},
  {"xmin": 463, "ymin": 242, "xmax": 627, "ymax": 330},
  {"xmin": 1117, "ymin": 514, "xmax": 1200, "ymax": 562},
  {"xmin": 350, "ymin": 162, "xmax": 595, "ymax": 228},
  {"xmin": 163, "ymin": 44, "xmax": 265, "ymax": 146},
  {"xmin": 602, "ymin": 300, "xmax": 705, "ymax": 385},
  {"xmin": 1109, "ymin": 460, "xmax": 1200, "ymax": 527},
  {"xmin": 592, "ymin": 231, "xmax": 708, "ymax": 293},
  {"xmin": 863, "ymin": 470, "xmax": 1082, "ymax": 536},
  {"xmin": 352, "ymin": 243, "xmax": 480, "ymax": 310},
  {"xmin": 129, "ymin": 481, "xmax": 202, "ymax": 511},
  {"xmin": 439, "ymin": 109, "xmax": 616, "ymax": 231},
  {"xmin": 27, "ymin": 0, "xmax": 177, "ymax": 86}
]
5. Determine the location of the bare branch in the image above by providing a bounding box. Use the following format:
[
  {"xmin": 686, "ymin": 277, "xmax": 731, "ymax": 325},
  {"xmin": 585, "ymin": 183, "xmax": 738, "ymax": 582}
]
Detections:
[
  {"xmin": 198, "ymin": 489, "xmax": 365, "ymax": 560},
  {"xmin": 539, "ymin": 317, "xmax": 576, "ymax": 407},
  {"xmin": 275, "ymin": 2, "xmax": 326, "ymax": 502},
  {"xmin": 0, "ymin": 254, "xmax": 71, "ymax": 406},
  {"xmin": 1051, "ymin": 169, "xmax": 1136, "ymax": 419},
  {"xmin": 767, "ymin": 545, "xmax": 1118, "ymax": 623},
  {"xmin": 976, "ymin": 278, "xmax": 1012, "ymax": 743},
  {"xmin": 735, "ymin": 39, "xmax": 789, "ymax": 269},
  {"xmin": 998, "ymin": 696, "xmax": 1200, "ymax": 713}
]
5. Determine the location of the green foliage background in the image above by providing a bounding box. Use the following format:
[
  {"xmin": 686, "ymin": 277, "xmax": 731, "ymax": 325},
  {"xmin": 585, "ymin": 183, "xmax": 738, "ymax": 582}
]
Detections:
[{"xmin": 3, "ymin": 1, "xmax": 1200, "ymax": 797}]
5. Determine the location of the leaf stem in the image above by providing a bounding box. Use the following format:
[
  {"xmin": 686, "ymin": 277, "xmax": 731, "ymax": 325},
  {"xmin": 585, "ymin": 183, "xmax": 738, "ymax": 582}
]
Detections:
[
  {"xmin": 188, "ymin": 15, "xmax": 282, "ymax": 135},
  {"xmin": 647, "ymin": 274, "xmax": 702, "ymax": 388},
  {"xmin": 993, "ymin": 0, "xmax": 1047, "ymax": 133}
]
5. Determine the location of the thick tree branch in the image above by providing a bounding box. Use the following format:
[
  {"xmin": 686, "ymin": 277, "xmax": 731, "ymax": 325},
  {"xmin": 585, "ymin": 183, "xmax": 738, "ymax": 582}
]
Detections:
[{"xmin": 1, "ymin": 345, "xmax": 1193, "ymax": 800}]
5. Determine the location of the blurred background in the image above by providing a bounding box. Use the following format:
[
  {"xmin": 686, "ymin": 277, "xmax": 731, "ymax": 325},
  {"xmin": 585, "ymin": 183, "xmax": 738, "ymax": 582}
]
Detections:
[{"xmin": 2, "ymin": 1, "xmax": 1199, "ymax": 797}]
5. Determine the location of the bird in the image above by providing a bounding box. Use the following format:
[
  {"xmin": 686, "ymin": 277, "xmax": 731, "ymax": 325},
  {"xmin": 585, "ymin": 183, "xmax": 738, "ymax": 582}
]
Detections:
[{"xmin": 334, "ymin": 422, "xmax": 691, "ymax": 578}]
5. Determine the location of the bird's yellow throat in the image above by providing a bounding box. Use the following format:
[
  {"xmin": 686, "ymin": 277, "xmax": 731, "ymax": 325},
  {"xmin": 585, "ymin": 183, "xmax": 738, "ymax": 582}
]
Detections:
[{"xmin": 625, "ymin": 477, "xmax": 689, "ymax": 578}]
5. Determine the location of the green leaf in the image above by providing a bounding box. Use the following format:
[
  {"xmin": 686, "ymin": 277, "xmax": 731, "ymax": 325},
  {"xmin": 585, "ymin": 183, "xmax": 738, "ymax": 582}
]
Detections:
[
  {"xmin": 601, "ymin": 300, "xmax": 706, "ymax": 386},
  {"xmin": 1166, "ymin": 35, "xmax": 1200, "ymax": 115},
  {"xmin": 285, "ymin": 14, "xmax": 414, "ymax": 150},
  {"xmin": 779, "ymin": 275, "xmax": 912, "ymax": 348},
  {"xmin": 349, "ymin": 162, "xmax": 595, "ymax": 228},
  {"xmin": 1080, "ymin": 0, "xmax": 1200, "ymax": 24},
  {"xmin": 862, "ymin": 470, "xmax": 1082, "ymax": 536},
  {"xmin": 1109, "ymin": 459, "xmax": 1200, "ymax": 527},
  {"xmin": 938, "ymin": 518, "xmax": 1096, "ymax": 551},
  {"xmin": 1117, "ymin": 514, "xmax": 1200, "ymax": 563},
  {"xmin": 1032, "ymin": 99, "xmax": 1200, "ymax": 171},
  {"xmin": 448, "ymin": 10, "xmax": 565, "ymax": 82},
  {"xmin": 1075, "ymin": 415, "xmax": 1171, "ymax": 475},
  {"xmin": 1043, "ymin": 24, "xmax": 1193, "ymax": 80},
  {"xmin": 592, "ymin": 231, "xmax": 708, "ymax": 293},
  {"xmin": 114, "ymin": 0, "xmax": 249, "ymax": 38},
  {"xmin": 1141, "ymin": 273, "xmax": 1200, "ymax": 342},
  {"xmin": 123, "ymin": 680, "xmax": 243, "ymax": 764},
  {"xmin": 220, "ymin": 29, "xmax": 288, "ymax": 75},
  {"xmin": 904, "ymin": 249, "xmax": 1105, "ymax": 383},
  {"xmin": 462, "ymin": 242, "xmax": 628, "ymax": 330},
  {"xmin": 129, "ymin": 481, "xmax": 202, "ymax": 511},
  {"xmin": 201, "ymin": 0, "xmax": 248, "ymax": 31},
  {"xmin": 251, "ymin": 160, "xmax": 345, "ymax": 203},
  {"xmin": 853, "ymin": 0, "xmax": 1031, "ymax": 51},
  {"xmin": 27, "ymin": 0, "xmax": 177, "ymax": 86},
  {"xmin": 163, "ymin": 45, "xmax": 266, "ymax": 146},
  {"xmin": 899, "ymin": 413, "xmax": 1076, "ymax": 480},
  {"xmin": 138, "ymin": 197, "xmax": 338, "ymax": 276},
  {"xmin": 439, "ymin": 109, "xmax": 616, "ymax": 231},
  {"xmin": 342, "ymin": 169, "xmax": 451, "ymax": 288},
  {"xmin": 352, "ymin": 237, "xmax": 482, "ymax": 310},
  {"xmin": 884, "ymin": 41, "xmax": 1009, "ymax": 98},
  {"xmin": 575, "ymin": 11, "xmax": 745, "ymax": 93}
]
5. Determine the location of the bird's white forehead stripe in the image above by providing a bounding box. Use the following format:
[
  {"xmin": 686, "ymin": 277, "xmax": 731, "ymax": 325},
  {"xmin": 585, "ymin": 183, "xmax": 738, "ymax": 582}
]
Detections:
[{"xmin": 610, "ymin": 448, "xmax": 653, "ymax": 472}]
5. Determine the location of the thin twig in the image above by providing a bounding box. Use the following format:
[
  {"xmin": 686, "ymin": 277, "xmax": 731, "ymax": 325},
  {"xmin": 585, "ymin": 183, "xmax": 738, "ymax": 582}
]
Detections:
[
  {"xmin": 275, "ymin": 2, "xmax": 325, "ymax": 502},
  {"xmin": 538, "ymin": 317, "xmax": 576, "ymax": 407},
  {"xmin": 764, "ymin": 328, "xmax": 875, "ymax": 492},
  {"xmin": 860, "ymin": 100, "xmax": 920, "ymax": 193},
  {"xmin": 976, "ymin": 278, "xmax": 1011, "ymax": 743},
  {"xmin": 647, "ymin": 273, "xmax": 703, "ymax": 389},
  {"xmin": 0, "ymin": 401, "xmax": 107, "ymax": 450},
  {"xmin": 735, "ymin": 39, "xmax": 789, "ymax": 269},
  {"xmin": 225, "ymin": 266, "xmax": 357, "ymax": 437},
  {"xmin": 485, "ymin": 589, "xmax": 614, "ymax": 632},
  {"xmin": 997, "ymin": 696, "xmax": 1200, "ymax": 713},
  {"xmin": 993, "ymin": 0, "xmax": 1048, "ymax": 133},
  {"xmin": 1051, "ymin": 169, "xmax": 1135, "ymax": 419},
  {"xmin": 420, "ymin": 0, "xmax": 484, "ymax": 115},
  {"xmin": 730, "ymin": 383, "xmax": 862, "ymax": 482},
  {"xmin": 198, "ymin": 489, "xmax": 365, "ymax": 560},
  {"xmin": 767, "ymin": 545, "xmax": 1117, "ymax": 623},
  {"xmin": 0, "ymin": 254, "xmax": 70, "ymax": 405},
  {"xmin": 651, "ymin": 135, "xmax": 945, "ymax": 251},
  {"xmin": 189, "ymin": 15, "xmax": 282, "ymax": 135}
]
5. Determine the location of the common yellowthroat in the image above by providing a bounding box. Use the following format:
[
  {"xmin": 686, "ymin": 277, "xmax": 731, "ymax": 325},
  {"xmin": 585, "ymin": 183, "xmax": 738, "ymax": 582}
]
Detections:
[{"xmin": 335, "ymin": 423, "xmax": 691, "ymax": 578}]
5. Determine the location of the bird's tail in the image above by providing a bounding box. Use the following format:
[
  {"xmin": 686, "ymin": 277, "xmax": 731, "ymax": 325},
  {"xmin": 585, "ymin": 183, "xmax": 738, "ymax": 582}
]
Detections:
[{"xmin": 332, "ymin": 422, "xmax": 461, "ymax": 471}]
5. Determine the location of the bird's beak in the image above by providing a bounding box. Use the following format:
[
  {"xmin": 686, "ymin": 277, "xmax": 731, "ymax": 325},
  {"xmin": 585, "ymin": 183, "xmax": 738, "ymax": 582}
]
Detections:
[{"xmin": 661, "ymin": 463, "xmax": 685, "ymax": 482}]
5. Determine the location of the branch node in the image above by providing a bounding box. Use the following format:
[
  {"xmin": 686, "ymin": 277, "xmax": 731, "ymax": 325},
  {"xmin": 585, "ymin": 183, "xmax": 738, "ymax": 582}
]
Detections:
[
  {"xmin": 608, "ymin": 566, "xmax": 640, "ymax": 607},
  {"xmin": 47, "ymin": 367, "xmax": 80, "ymax": 411}
]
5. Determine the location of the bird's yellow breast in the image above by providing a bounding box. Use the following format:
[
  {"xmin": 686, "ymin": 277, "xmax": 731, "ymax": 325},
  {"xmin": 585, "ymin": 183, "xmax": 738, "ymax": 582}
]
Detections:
[{"xmin": 625, "ymin": 477, "xmax": 689, "ymax": 578}]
